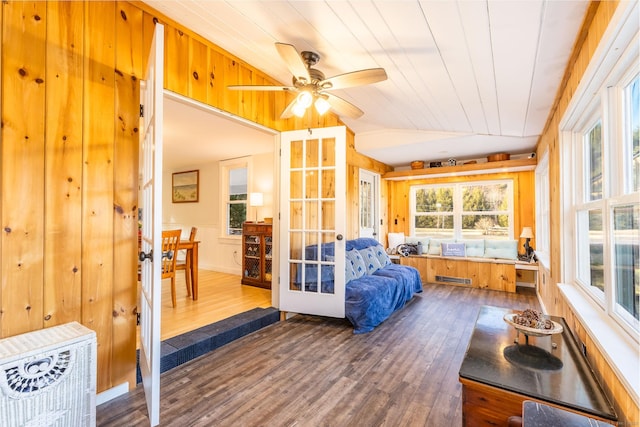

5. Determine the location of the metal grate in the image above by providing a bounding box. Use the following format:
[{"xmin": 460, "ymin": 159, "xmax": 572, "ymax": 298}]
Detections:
[{"xmin": 435, "ymin": 275, "xmax": 472, "ymax": 285}]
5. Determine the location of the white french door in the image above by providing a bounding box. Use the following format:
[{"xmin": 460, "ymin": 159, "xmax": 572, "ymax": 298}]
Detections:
[
  {"xmin": 279, "ymin": 126, "xmax": 346, "ymax": 317},
  {"xmin": 139, "ymin": 23, "xmax": 164, "ymax": 427},
  {"xmin": 358, "ymin": 169, "xmax": 380, "ymax": 240}
]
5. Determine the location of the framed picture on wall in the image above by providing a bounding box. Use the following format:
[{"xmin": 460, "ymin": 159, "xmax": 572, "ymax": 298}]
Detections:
[{"xmin": 172, "ymin": 170, "xmax": 199, "ymax": 203}]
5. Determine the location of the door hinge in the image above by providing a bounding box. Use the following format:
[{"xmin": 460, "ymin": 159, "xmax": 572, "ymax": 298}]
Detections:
[{"xmin": 140, "ymin": 104, "xmax": 144, "ymax": 117}]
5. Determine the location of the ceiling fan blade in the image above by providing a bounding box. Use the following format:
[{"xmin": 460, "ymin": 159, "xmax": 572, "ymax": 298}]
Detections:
[
  {"xmin": 275, "ymin": 42, "xmax": 310, "ymax": 83},
  {"xmin": 319, "ymin": 68, "xmax": 387, "ymax": 90},
  {"xmin": 279, "ymin": 97, "xmax": 299, "ymax": 120},
  {"xmin": 324, "ymin": 93, "xmax": 364, "ymax": 119},
  {"xmin": 227, "ymin": 85, "xmax": 295, "ymax": 91}
]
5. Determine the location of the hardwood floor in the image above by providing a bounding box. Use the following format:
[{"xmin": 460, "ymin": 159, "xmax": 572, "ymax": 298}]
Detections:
[
  {"xmin": 100, "ymin": 283, "xmax": 539, "ymax": 426},
  {"xmin": 157, "ymin": 269, "xmax": 272, "ymax": 341}
]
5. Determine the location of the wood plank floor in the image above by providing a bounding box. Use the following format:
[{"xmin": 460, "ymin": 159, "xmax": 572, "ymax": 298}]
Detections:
[
  {"xmin": 100, "ymin": 283, "xmax": 539, "ymax": 426},
  {"xmin": 157, "ymin": 269, "xmax": 272, "ymax": 341}
]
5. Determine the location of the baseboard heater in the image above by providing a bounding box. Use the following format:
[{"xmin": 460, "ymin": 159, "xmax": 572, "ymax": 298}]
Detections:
[
  {"xmin": 0, "ymin": 322, "xmax": 97, "ymax": 427},
  {"xmin": 435, "ymin": 275, "xmax": 472, "ymax": 285}
]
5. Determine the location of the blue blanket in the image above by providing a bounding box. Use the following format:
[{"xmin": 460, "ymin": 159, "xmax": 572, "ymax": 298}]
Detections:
[
  {"xmin": 299, "ymin": 238, "xmax": 423, "ymax": 333},
  {"xmin": 346, "ymin": 263, "xmax": 422, "ymax": 333}
]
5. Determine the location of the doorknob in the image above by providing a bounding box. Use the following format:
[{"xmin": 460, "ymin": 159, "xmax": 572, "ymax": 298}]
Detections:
[
  {"xmin": 139, "ymin": 250, "xmax": 153, "ymax": 262},
  {"xmin": 336, "ymin": 234, "xmax": 343, "ymax": 241},
  {"xmin": 162, "ymin": 250, "xmax": 174, "ymax": 260}
]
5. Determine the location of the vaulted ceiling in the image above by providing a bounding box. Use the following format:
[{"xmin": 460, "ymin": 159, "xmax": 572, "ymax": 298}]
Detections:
[{"xmin": 145, "ymin": 0, "xmax": 590, "ymax": 169}]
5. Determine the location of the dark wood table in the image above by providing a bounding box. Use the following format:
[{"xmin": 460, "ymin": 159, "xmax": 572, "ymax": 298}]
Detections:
[
  {"xmin": 522, "ymin": 400, "xmax": 613, "ymax": 426},
  {"xmin": 177, "ymin": 240, "xmax": 199, "ymax": 300},
  {"xmin": 458, "ymin": 305, "xmax": 617, "ymax": 426}
]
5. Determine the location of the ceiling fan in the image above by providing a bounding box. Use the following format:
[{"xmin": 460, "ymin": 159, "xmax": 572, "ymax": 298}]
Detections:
[{"xmin": 228, "ymin": 42, "xmax": 387, "ymax": 119}]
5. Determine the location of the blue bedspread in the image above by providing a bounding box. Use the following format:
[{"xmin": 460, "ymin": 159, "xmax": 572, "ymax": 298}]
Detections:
[
  {"xmin": 346, "ymin": 263, "xmax": 422, "ymax": 333},
  {"xmin": 300, "ymin": 238, "xmax": 423, "ymax": 333}
]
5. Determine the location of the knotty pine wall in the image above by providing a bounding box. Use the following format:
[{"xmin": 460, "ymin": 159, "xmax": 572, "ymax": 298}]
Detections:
[
  {"xmin": 535, "ymin": 1, "xmax": 638, "ymax": 424},
  {"xmin": 0, "ymin": 0, "xmax": 388, "ymax": 393}
]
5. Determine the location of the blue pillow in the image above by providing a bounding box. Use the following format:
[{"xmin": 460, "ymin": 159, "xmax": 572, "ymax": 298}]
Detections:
[
  {"xmin": 373, "ymin": 244, "xmax": 391, "ymax": 267},
  {"xmin": 346, "ymin": 249, "xmax": 367, "ymax": 278},
  {"xmin": 483, "ymin": 239, "xmax": 518, "ymax": 260},
  {"xmin": 359, "ymin": 247, "xmax": 382, "ymax": 274},
  {"xmin": 459, "ymin": 239, "xmax": 485, "ymax": 257}
]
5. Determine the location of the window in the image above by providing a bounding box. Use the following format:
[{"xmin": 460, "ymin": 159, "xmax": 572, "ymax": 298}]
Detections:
[
  {"xmin": 562, "ymin": 62, "xmax": 639, "ymax": 335},
  {"xmin": 625, "ymin": 75, "xmax": 639, "ymax": 192},
  {"xmin": 410, "ymin": 180, "xmax": 513, "ymax": 239},
  {"xmin": 220, "ymin": 158, "xmax": 250, "ymax": 236}
]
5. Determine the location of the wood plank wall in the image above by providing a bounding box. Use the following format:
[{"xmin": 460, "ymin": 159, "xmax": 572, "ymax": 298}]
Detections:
[
  {"xmin": 0, "ymin": 0, "xmax": 387, "ymax": 393},
  {"xmin": 535, "ymin": 1, "xmax": 639, "ymax": 424}
]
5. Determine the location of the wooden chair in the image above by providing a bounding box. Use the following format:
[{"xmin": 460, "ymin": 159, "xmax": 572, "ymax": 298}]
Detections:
[
  {"xmin": 160, "ymin": 229, "xmax": 182, "ymax": 308},
  {"xmin": 176, "ymin": 227, "xmax": 197, "ymax": 297}
]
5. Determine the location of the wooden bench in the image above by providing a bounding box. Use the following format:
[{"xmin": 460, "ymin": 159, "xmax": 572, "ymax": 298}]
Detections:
[{"xmin": 400, "ymin": 254, "xmax": 517, "ymax": 292}]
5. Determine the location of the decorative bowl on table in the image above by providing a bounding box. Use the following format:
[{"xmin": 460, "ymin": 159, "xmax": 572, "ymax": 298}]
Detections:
[{"xmin": 503, "ymin": 309, "xmax": 563, "ymax": 337}]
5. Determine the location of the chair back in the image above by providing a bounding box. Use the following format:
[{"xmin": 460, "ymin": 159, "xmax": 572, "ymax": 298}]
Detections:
[
  {"xmin": 188, "ymin": 226, "xmax": 197, "ymax": 242},
  {"xmin": 161, "ymin": 229, "xmax": 182, "ymax": 279}
]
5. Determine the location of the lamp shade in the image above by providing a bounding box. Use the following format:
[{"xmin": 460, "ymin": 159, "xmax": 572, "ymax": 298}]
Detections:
[
  {"xmin": 520, "ymin": 227, "xmax": 534, "ymax": 239},
  {"xmin": 249, "ymin": 192, "xmax": 263, "ymax": 207}
]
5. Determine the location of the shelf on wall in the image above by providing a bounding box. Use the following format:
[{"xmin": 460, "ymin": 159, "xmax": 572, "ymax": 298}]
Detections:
[{"xmin": 382, "ymin": 158, "xmax": 537, "ymax": 181}]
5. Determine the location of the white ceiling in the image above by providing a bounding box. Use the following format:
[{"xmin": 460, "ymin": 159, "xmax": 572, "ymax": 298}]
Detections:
[{"xmin": 148, "ymin": 0, "xmax": 590, "ymax": 169}]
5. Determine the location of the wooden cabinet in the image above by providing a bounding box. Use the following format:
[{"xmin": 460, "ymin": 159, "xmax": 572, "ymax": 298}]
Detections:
[{"xmin": 241, "ymin": 222, "xmax": 272, "ymax": 289}]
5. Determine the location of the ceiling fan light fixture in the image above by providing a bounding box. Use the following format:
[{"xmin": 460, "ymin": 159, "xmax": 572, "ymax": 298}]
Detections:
[
  {"xmin": 292, "ymin": 102, "xmax": 307, "ymax": 118},
  {"xmin": 296, "ymin": 91, "xmax": 313, "ymax": 108},
  {"xmin": 314, "ymin": 96, "xmax": 330, "ymax": 115}
]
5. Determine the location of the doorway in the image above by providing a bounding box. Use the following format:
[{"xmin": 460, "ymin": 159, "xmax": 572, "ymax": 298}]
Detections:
[
  {"xmin": 358, "ymin": 169, "xmax": 380, "ymax": 240},
  {"xmin": 156, "ymin": 92, "xmax": 278, "ymax": 340}
]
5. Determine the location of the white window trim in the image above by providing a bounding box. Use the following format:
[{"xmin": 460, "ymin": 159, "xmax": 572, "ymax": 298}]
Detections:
[
  {"xmin": 219, "ymin": 157, "xmax": 253, "ymax": 240},
  {"xmin": 409, "ymin": 179, "xmax": 514, "ymax": 239},
  {"xmin": 535, "ymin": 151, "xmax": 550, "ymax": 268},
  {"xmin": 559, "ymin": 0, "xmax": 639, "ymax": 405}
]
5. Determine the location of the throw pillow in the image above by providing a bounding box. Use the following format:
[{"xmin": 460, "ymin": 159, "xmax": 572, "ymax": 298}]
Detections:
[
  {"xmin": 346, "ymin": 248, "xmax": 367, "ymax": 278},
  {"xmin": 373, "ymin": 244, "xmax": 392, "ymax": 267},
  {"xmin": 387, "ymin": 232, "xmax": 405, "ymax": 251},
  {"xmin": 459, "ymin": 239, "xmax": 485, "ymax": 257},
  {"xmin": 483, "ymin": 239, "xmax": 518, "ymax": 260},
  {"xmin": 345, "ymin": 260, "xmax": 357, "ymax": 283},
  {"xmin": 359, "ymin": 246, "xmax": 382, "ymax": 274}
]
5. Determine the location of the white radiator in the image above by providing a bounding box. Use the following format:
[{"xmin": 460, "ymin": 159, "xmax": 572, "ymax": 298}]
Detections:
[{"xmin": 0, "ymin": 322, "xmax": 96, "ymax": 427}]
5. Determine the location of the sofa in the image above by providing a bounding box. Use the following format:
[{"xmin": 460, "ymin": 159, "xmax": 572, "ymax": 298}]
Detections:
[
  {"xmin": 344, "ymin": 238, "xmax": 423, "ymax": 333},
  {"xmin": 299, "ymin": 238, "xmax": 423, "ymax": 333}
]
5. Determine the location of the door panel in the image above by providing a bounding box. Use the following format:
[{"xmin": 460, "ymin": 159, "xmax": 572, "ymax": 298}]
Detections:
[
  {"xmin": 139, "ymin": 23, "xmax": 163, "ymax": 427},
  {"xmin": 279, "ymin": 127, "xmax": 346, "ymax": 318}
]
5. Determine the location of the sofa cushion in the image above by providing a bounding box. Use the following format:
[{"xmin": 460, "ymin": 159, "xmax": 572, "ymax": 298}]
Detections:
[
  {"xmin": 483, "ymin": 239, "xmax": 518, "ymax": 260},
  {"xmin": 359, "ymin": 246, "xmax": 382, "ymax": 274},
  {"xmin": 346, "ymin": 248, "xmax": 367, "ymax": 278},
  {"xmin": 460, "ymin": 239, "xmax": 485, "ymax": 257},
  {"xmin": 427, "ymin": 239, "xmax": 456, "ymax": 255}
]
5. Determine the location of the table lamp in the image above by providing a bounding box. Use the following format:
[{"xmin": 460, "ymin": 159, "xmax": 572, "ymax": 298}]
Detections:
[
  {"xmin": 249, "ymin": 192, "xmax": 263, "ymax": 222},
  {"xmin": 520, "ymin": 227, "xmax": 534, "ymax": 260}
]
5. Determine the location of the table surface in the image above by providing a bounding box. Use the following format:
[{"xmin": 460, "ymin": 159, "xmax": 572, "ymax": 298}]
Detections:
[
  {"xmin": 522, "ymin": 401, "xmax": 613, "ymax": 426},
  {"xmin": 458, "ymin": 305, "xmax": 617, "ymax": 422}
]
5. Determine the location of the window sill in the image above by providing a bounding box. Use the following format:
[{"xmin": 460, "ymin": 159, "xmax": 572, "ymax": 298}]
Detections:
[{"xmin": 558, "ymin": 283, "xmax": 639, "ymax": 405}]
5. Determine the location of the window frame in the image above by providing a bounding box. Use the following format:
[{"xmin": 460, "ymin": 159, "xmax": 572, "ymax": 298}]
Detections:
[
  {"xmin": 219, "ymin": 157, "xmax": 252, "ymax": 238},
  {"xmin": 535, "ymin": 152, "xmax": 550, "ymax": 268},
  {"xmin": 409, "ymin": 179, "xmax": 514, "ymax": 240}
]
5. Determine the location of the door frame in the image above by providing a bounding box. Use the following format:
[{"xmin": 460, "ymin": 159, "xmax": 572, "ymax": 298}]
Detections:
[{"xmin": 358, "ymin": 168, "xmax": 381, "ymax": 241}]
